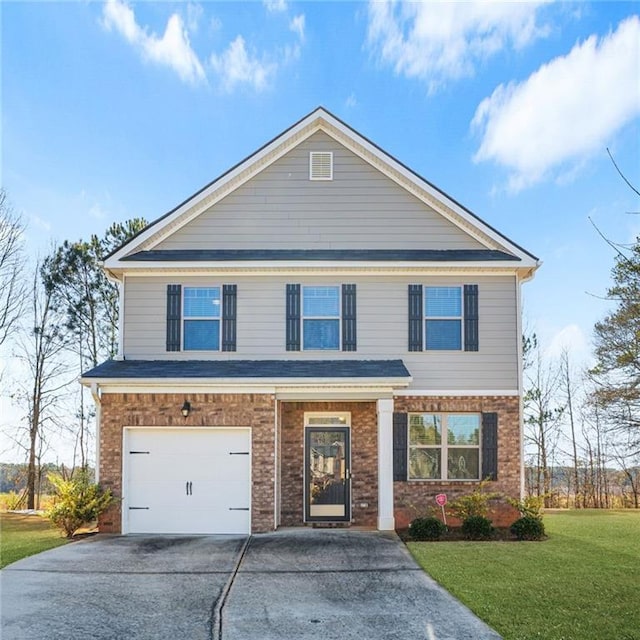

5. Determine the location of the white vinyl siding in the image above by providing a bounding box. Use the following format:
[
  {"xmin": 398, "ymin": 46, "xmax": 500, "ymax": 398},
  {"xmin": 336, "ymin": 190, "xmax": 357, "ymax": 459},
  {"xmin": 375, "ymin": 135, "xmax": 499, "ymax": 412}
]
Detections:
[
  {"xmin": 124, "ymin": 274, "xmax": 518, "ymax": 391},
  {"xmin": 155, "ymin": 132, "xmax": 486, "ymax": 251}
]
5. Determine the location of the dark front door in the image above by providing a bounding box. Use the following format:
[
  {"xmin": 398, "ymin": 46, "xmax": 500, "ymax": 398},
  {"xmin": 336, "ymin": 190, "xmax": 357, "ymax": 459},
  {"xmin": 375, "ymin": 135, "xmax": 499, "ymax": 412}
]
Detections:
[{"xmin": 304, "ymin": 427, "xmax": 350, "ymax": 522}]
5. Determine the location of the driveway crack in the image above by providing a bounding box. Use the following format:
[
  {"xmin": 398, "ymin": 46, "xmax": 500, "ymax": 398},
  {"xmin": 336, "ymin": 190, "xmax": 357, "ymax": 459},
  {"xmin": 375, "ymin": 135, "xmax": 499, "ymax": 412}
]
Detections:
[{"xmin": 209, "ymin": 535, "xmax": 251, "ymax": 640}]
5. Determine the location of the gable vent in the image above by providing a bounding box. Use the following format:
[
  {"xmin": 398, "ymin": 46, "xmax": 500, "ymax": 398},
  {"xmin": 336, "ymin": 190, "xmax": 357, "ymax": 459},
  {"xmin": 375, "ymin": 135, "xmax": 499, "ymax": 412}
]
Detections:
[{"xmin": 309, "ymin": 152, "xmax": 333, "ymax": 180}]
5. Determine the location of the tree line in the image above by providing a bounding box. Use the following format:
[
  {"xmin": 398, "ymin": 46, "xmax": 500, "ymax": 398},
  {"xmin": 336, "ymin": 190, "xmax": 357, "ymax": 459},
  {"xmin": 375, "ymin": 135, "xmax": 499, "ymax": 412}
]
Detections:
[
  {"xmin": 0, "ymin": 187, "xmax": 145, "ymax": 509},
  {"xmin": 524, "ymin": 161, "xmax": 639, "ymax": 508}
]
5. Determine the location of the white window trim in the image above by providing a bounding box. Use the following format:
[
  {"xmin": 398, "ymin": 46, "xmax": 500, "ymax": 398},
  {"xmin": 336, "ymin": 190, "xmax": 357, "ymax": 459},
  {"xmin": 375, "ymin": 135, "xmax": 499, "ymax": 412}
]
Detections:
[
  {"xmin": 408, "ymin": 413, "xmax": 481, "ymax": 481},
  {"xmin": 301, "ymin": 284, "xmax": 341, "ymax": 351},
  {"xmin": 424, "ymin": 285, "xmax": 464, "ymax": 352},
  {"xmin": 182, "ymin": 285, "xmax": 222, "ymax": 352}
]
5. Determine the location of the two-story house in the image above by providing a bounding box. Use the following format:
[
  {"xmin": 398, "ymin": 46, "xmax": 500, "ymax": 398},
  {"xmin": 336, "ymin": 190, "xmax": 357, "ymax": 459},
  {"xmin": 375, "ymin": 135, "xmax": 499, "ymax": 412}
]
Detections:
[{"xmin": 81, "ymin": 108, "xmax": 539, "ymax": 535}]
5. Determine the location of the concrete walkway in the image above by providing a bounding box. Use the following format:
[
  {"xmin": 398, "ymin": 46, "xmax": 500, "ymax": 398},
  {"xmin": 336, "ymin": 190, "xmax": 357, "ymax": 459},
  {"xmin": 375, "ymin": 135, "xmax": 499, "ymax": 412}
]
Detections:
[{"xmin": 1, "ymin": 530, "xmax": 501, "ymax": 640}]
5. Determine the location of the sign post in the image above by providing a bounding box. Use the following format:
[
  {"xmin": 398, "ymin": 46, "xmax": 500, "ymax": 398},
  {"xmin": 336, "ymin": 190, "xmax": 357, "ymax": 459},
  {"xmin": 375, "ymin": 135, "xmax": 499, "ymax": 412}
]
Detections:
[{"xmin": 435, "ymin": 493, "xmax": 447, "ymax": 525}]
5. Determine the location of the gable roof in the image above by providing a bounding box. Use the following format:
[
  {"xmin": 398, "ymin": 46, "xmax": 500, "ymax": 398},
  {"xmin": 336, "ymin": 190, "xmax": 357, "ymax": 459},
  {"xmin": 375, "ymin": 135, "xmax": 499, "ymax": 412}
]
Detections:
[{"xmin": 104, "ymin": 107, "xmax": 539, "ymax": 273}]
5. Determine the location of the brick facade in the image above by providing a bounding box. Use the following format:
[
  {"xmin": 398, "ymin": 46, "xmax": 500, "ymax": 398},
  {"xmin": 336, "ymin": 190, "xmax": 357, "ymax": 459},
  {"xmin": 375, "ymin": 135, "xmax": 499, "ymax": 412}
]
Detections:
[
  {"xmin": 392, "ymin": 395, "xmax": 521, "ymax": 528},
  {"xmin": 98, "ymin": 392, "xmax": 276, "ymax": 533},
  {"xmin": 96, "ymin": 393, "xmax": 521, "ymax": 534},
  {"xmin": 279, "ymin": 401, "xmax": 378, "ymax": 528}
]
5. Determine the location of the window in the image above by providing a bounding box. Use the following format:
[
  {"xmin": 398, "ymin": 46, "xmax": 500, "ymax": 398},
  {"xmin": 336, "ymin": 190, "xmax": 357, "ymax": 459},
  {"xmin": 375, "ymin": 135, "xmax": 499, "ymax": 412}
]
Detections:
[
  {"xmin": 303, "ymin": 286, "xmax": 340, "ymax": 350},
  {"xmin": 408, "ymin": 284, "xmax": 478, "ymax": 352},
  {"xmin": 183, "ymin": 287, "xmax": 221, "ymax": 350},
  {"xmin": 408, "ymin": 413, "xmax": 480, "ymax": 480},
  {"xmin": 425, "ymin": 286, "xmax": 462, "ymax": 350}
]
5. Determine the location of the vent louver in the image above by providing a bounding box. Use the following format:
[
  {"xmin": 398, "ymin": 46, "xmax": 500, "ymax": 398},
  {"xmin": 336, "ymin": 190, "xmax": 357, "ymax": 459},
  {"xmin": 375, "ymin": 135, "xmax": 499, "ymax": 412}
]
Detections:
[{"xmin": 309, "ymin": 152, "xmax": 333, "ymax": 180}]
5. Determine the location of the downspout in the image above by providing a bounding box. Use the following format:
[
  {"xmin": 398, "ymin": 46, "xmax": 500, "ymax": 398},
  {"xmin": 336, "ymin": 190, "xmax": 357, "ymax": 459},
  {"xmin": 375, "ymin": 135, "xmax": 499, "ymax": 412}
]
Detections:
[
  {"xmin": 273, "ymin": 396, "xmax": 279, "ymax": 531},
  {"xmin": 90, "ymin": 383, "xmax": 101, "ymax": 483},
  {"xmin": 517, "ymin": 265, "xmax": 540, "ymax": 497}
]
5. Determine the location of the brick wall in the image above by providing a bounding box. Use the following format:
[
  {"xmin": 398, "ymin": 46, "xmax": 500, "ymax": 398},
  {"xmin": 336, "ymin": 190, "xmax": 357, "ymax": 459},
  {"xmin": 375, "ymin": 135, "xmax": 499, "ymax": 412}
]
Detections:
[
  {"xmin": 98, "ymin": 392, "xmax": 275, "ymax": 533},
  {"xmin": 393, "ymin": 396, "xmax": 521, "ymax": 528},
  {"xmin": 279, "ymin": 401, "xmax": 378, "ymax": 528}
]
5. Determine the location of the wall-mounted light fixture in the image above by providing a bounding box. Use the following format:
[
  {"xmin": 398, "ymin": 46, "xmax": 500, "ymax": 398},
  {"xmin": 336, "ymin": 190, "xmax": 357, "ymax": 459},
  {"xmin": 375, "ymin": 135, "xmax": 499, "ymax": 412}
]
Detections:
[{"xmin": 181, "ymin": 401, "xmax": 191, "ymax": 418}]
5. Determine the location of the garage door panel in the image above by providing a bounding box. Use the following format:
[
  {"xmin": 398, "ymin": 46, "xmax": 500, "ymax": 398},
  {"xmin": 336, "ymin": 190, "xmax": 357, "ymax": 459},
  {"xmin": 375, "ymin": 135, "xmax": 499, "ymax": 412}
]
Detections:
[
  {"xmin": 125, "ymin": 428, "xmax": 252, "ymax": 534},
  {"xmin": 129, "ymin": 507, "xmax": 250, "ymax": 535}
]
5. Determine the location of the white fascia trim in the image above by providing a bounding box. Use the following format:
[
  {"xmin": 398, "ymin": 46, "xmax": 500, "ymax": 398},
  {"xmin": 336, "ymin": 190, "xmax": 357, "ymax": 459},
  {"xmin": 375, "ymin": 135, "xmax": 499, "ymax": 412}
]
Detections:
[
  {"xmin": 320, "ymin": 115, "xmax": 538, "ymax": 265},
  {"xmin": 112, "ymin": 262, "xmax": 526, "ymax": 277},
  {"xmin": 81, "ymin": 378, "xmax": 411, "ymax": 393},
  {"xmin": 105, "ymin": 115, "xmax": 327, "ymax": 265},
  {"xmin": 276, "ymin": 389, "xmax": 395, "ymax": 401},
  {"xmin": 394, "ymin": 389, "xmax": 520, "ymax": 397}
]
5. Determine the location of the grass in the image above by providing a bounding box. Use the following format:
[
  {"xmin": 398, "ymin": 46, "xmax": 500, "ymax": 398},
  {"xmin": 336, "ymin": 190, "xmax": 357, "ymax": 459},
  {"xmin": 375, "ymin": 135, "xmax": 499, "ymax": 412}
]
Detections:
[
  {"xmin": 408, "ymin": 510, "xmax": 640, "ymax": 640},
  {"xmin": 0, "ymin": 512, "xmax": 68, "ymax": 569}
]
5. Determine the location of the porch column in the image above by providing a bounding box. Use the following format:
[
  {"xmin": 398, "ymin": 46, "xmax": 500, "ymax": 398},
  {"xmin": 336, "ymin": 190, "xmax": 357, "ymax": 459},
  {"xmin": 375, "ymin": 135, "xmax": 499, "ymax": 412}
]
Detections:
[{"xmin": 377, "ymin": 398, "xmax": 395, "ymax": 531}]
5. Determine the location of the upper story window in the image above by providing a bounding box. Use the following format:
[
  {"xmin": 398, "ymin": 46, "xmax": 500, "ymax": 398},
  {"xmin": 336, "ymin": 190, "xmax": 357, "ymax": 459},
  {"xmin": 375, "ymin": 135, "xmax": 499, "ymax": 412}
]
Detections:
[
  {"xmin": 408, "ymin": 413, "xmax": 480, "ymax": 480},
  {"xmin": 183, "ymin": 287, "xmax": 221, "ymax": 350},
  {"xmin": 303, "ymin": 286, "xmax": 340, "ymax": 350},
  {"xmin": 286, "ymin": 283, "xmax": 356, "ymax": 352},
  {"xmin": 408, "ymin": 284, "xmax": 478, "ymax": 352},
  {"xmin": 425, "ymin": 286, "xmax": 462, "ymax": 350}
]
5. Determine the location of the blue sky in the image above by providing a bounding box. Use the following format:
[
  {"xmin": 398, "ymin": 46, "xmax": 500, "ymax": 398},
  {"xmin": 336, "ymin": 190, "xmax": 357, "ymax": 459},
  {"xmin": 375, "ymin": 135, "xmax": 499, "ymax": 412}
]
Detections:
[{"xmin": 3, "ymin": 0, "xmax": 640, "ymax": 365}]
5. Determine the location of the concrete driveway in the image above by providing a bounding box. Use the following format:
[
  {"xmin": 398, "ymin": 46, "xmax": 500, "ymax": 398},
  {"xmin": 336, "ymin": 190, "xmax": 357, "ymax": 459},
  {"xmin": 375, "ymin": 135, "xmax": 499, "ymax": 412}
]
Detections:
[{"xmin": 1, "ymin": 530, "xmax": 501, "ymax": 640}]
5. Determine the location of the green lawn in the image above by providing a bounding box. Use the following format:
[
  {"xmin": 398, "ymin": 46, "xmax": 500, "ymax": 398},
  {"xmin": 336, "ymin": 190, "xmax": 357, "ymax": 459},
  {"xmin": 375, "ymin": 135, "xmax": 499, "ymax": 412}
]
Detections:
[
  {"xmin": 0, "ymin": 512, "xmax": 68, "ymax": 569},
  {"xmin": 408, "ymin": 510, "xmax": 640, "ymax": 640}
]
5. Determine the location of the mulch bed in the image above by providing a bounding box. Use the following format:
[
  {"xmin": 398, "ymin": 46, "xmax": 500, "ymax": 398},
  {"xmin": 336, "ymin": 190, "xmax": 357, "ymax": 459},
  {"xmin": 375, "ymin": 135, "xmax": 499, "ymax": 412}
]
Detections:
[{"xmin": 397, "ymin": 527, "xmax": 546, "ymax": 542}]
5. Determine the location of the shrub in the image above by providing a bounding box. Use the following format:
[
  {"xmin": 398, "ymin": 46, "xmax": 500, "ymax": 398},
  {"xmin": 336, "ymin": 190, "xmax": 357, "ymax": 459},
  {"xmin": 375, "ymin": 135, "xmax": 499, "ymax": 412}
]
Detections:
[
  {"xmin": 508, "ymin": 495, "xmax": 544, "ymax": 518},
  {"xmin": 448, "ymin": 480, "xmax": 500, "ymax": 520},
  {"xmin": 461, "ymin": 515, "xmax": 494, "ymax": 540},
  {"xmin": 46, "ymin": 472, "xmax": 114, "ymax": 538},
  {"xmin": 510, "ymin": 516, "xmax": 546, "ymax": 541},
  {"xmin": 409, "ymin": 516, "xmax": 447, "ymax": 541}
]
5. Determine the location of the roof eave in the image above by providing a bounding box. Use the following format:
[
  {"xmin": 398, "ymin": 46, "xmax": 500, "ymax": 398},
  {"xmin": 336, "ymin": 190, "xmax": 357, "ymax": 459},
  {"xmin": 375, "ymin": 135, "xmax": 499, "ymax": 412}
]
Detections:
[{"xmin": 80, "ymin": 375, "xmax": 412, "ymax": 388}]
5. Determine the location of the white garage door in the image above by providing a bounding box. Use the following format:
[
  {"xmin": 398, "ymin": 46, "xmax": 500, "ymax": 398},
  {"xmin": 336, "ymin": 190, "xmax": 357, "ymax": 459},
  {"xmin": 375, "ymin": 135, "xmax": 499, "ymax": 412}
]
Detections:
[{"xmin": 124, "ymin": 428, "xmax": 251, "ymax": 534}]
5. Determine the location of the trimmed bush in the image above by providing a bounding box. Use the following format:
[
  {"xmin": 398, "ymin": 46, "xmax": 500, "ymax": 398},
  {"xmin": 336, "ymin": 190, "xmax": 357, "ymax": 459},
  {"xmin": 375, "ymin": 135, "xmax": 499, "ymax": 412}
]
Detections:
[
  {"xmin": 409, "ymin": 516, "xmax": 447, "ymax": 541},
  {"xmin": 510, "ymin": 516, "xmax": 546, "ymax": 541},
  {"xmin": 461, "ymin": 515, "xmax": 494, "ymax": 540}
]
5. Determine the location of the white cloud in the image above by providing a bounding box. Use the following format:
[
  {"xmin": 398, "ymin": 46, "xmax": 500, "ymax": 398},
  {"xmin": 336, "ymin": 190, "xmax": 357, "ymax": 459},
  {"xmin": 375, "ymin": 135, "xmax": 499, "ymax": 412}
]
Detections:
[
  {"xmin": 366, "ymin": 0, "xmax": 551, "ymax": 92},
  {"xmin": 102, "ymin": 0, "xmax": 205, "ymax": 86},
  {"xmin": 346, "ymin": 93, "xmax": 357, "ymax": 109},
  {"xmin": 186, "ymin": 2, "xmax": 204, "ymax": 33},
  {"xmin": 289, "ymin": 14, "xmax": 305, "ymax": 42},
  {"xmin": 545, "ymin": 324, "xmax": 589, "ymax": 361},
  {"xmin": 210, "ymin": 36, "xmax": 277, "ymax": 92},
  {"xmin": 472, "ymin": 16, "xmax": 640, "ymax": 192},
  {"xmin": 264, "ymin": 0, "xmax": 287, "ymax": 13}
]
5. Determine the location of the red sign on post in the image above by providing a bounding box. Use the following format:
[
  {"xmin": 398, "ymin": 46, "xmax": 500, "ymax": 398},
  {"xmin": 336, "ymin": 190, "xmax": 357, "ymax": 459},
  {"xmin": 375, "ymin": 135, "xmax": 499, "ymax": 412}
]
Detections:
[{"xmin": 435, "ymin": 493, "xmax": 447, "ymax": 525}]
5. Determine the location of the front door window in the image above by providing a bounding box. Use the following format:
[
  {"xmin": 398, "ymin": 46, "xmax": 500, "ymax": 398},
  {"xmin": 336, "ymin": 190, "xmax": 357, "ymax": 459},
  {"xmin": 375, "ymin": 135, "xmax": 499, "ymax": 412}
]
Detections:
[{"xmin": 305, "ymin": 423, "xmax": 350, "ymax": 522}]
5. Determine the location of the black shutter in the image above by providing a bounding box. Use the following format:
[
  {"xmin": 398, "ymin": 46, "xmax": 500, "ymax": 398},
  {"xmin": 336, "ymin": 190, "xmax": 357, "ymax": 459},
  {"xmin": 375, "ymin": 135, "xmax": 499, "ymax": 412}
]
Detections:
[
  {"xmin": 393, "ymin": 412, "xmax": 408, "ymax": 481},
  {"xmin": 166, "ymin": 284, "xmax": 182, "ymax": 352},
  {"xmin": 408, "ymin": 285, "xmax": 423, "ymax": 351},
  {"xmin": 221, "ymin": 284, "xmax": 237, "ymax": 352},
  {"xmin": 481, "ymin": 412, "xmax": 498, "ymax": 481},
  {"xmin": 286, "ymin": 284, "xmax": 301, "ymax": 351},
  {"xmin": 342, "ymin": 284, "xmax": 357, "ymax": 352},
  {"xmin": 464, "ymin": 284, "xmax": 479, "ymax": 352}
]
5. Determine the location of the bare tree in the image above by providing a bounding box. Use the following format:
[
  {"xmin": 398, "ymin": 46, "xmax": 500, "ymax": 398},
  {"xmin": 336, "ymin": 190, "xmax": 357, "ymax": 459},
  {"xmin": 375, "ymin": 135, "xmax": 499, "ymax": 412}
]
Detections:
[
  {"xmin": 13, "ymin": 265, "xmax": 71, "ymax": 509},
  {"xmin": 0, "ymin": 189, "xmax": 26, "ymax": 348},
  {"xmin": 524, "ymin": 336, "xmax": 565, "ymax": 505},
  {"xmin": 559, "ymin": 349, "xmax": 582, "ymax": 507}
]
